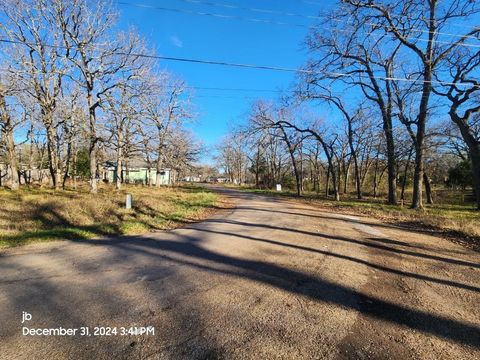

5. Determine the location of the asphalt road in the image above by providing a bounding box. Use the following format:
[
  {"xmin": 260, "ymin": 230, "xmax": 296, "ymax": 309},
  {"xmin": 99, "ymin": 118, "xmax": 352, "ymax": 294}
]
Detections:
[{"xmin": 1, "ymin": 188, "xmax": 479, "ymax": 359}]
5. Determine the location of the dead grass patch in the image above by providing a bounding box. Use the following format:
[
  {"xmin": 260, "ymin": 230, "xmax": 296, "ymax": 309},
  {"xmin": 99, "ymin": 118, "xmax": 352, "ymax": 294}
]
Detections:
[{"xmin": 0, "ymin": 184, "xmax": 222, "ymax": 248}]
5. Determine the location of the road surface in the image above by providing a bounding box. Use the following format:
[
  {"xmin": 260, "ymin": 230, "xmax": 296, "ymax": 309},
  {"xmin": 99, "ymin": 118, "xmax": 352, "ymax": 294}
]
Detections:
[{"xmin": 1, "ymin": 188, "xmax": 479, "ymax": 359}]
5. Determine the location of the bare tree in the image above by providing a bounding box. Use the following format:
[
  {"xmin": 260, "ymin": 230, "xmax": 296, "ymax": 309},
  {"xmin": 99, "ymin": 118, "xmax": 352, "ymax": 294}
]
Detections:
[
  {"xmin": 249, "ymin": 102, "xmax": 341, "ymax": 200},
  {"xmin": 343, "ymin": 0, "xmax": 480, "ymax": 208},
  {"xmin": 141, "ymin": 73, "xmax": 192, "ymax": 187},
  {"xmin": 1, "ymin": 0, "xmax": 70, "ymax": 189},
  {"xmin": 0, "ymin": 77, "xmax": 20, "ymax": 189},
  {"xmin": 104, "ymin": 77, "xmax": 145, "ymax": 190},
  {"xmin": 250, "ymin": 102, "xmax": 305, "ymax": 195},
  {"xmin": 215, "ymin": 129, "xmax": 252, "ymax": 185},
  {"xmin": 302, "ymin": 86, "xmax": 366, "ymax": 198},
  {"xmin": 163, "ymin": 128, "xmax": 203, "ymax": 180},
  {"xmin": 53, "ymin": 0, "xmax": 146, "ymax": 193},
  {"xmin": 277, "ymin": 120, "xmax": 303, "ymax": 196},
  {"xmin": 433, "ymin": 47, "xmax": 480, "ymax": 209},
  {"xmin": 303, "ymin": 11, "xmax": 401, "ymax": 204},
  {"xmin": 57, "ymin": 89, "xmax": 84, "ymax": 189}
]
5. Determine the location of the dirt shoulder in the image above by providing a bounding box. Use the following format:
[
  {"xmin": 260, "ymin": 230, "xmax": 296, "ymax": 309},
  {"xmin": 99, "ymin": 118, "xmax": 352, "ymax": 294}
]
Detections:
[
  {"xmin": 301, "ymin": 199, "xmax": 480, "ymax": 252},
  {"xmin": 282, "ymin": 196, "xmax": 480, "ymax": 359},
  {"xmin": 230, "ymin": 187, "xmax": 480, "ymax": 252}
]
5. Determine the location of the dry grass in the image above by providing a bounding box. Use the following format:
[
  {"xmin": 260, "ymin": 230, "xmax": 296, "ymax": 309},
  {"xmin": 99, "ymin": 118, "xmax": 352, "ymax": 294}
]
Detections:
[{"xmin": 0, "ymin": 184, "xmax": 220, "ymax": 248}]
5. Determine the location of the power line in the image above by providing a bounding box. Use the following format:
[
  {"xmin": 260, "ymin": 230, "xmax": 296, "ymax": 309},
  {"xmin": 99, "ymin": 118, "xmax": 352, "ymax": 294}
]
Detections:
[
  {"xmin": 0, "ymin": 38, "xmax": 477, "ymax": 88},
  {"xmin": 330, "ymin": 18, "xmax": 480, "ymax": 42},
  {"xmin": 168, "ymin": 0, "xmax": 325, "ymax": 21},
  {"xmin": 332, "ymin": 2, "xmax": 480, "ymax": 35},
  {"xmin": 116, "ymin": 1, "xmax": 310, "ymax": 28},
  {"xmin": 198, "ymin": 0, "xmax": 480, "ymax": 40},
  {"xmin": 0, "ymin": 68, "xmax": 292, "ymax": 93},
  {"xmin": 332, "ymin": 27, "xmax": 480, "ymax": 49},
  {"xmin": 119, "ymin": 0, "xmax": 480, "ymax": 41}
]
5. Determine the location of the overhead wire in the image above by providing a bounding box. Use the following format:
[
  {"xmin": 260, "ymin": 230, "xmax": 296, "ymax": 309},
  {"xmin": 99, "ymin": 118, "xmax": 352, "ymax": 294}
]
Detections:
[
  {"xmin": 0, "ymin": 39, "xmax": 477, "ymax": 88},
  {"xmin": 116, "ymin": 1, "xmax": 309, "ymax": 28},
  {"xmin": 165, "ymin": 0, "xmax": 326, "ymax": 20},
  {"xmin": 118, "ymin": 0, "xmax": 480, "ymax": 41}
]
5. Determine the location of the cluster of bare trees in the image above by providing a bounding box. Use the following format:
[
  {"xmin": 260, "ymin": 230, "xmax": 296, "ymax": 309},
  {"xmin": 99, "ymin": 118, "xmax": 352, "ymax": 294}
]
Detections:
[
  {"xmin": 0, "ymin": 0, "xmax": 199, "ymax": 193},
  {"xmin": 220, "ymin": 0, "xmax": 480, "ymax": 209}
]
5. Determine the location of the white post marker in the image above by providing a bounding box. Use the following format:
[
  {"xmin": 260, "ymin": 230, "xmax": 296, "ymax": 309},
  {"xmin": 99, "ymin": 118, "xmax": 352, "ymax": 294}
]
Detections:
[
  {"xmin": 276, "ymin": 184, "xmax": 282, "ymax": 192},
  {"xmin": 126, "ymin": 193, "xmax": 132, "ymax": 209}
]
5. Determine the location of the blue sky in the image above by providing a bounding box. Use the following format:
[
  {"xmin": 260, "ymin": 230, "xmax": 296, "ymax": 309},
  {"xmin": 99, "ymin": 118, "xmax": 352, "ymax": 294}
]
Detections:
[{"xmin": 116, "ymin": 0, "xmax": 337, "ymax": 162}]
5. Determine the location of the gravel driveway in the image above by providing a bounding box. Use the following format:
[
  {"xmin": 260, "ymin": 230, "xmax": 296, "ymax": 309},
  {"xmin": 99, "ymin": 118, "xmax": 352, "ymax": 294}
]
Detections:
[{"xmin": 1, "ymin": 188, "xmax": 479, "ymax": 359}]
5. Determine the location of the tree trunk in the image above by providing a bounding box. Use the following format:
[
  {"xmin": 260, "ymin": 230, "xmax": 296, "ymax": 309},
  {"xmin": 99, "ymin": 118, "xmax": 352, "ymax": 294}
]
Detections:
[
  {"xmin": 156, "ymin": 156, "xmax": 163, "ymax": 187},
  {"xmin": 0, "ymin": 88, "xmax": 19, "ymax": 189},
  {"xmin": 448, "ymin": 111, "xmax": 480, "ymax": 210},
  {"xmin": 45, "ymin": 124, "xmax": 60, "ymax": 190},
  {"xmin": 471, "ymin": 150, "xmax": 480, "ymax": 210},
  {"xmin": 319, "ymin": 144, "xmax": 338, "ymax": 200},
  {"xmin": 316, "ymin": 164, "xmax": 321, "ymax": 194},
  {"xmin": 299, "ymin": 140, "xmax": 304, "ymax": 192},
  {"xmin": 28, "ymin": 127, "xmax": 35, "ymax": 185},
  {"xmin": 255, "ymin": 150, "xmax": 260, "ymax": 188},
  {"xmin": 353, "ymin": 153, "xmax": 361, "ymax": 199},
  {"xmin": 62, "ymin": 149, "xmax": 71, "ymax": 190},
  {"xmin": 401, "ymin": 149, "xmax": 413, "ymax": 201},
  {"xmin": 116, "ymin": 157, "xmax": 122, "ymax": 190},
  {"xmin": 411, "ymin": 56, "xmax": 433, "ymax": 209},
  {"xmin": 72, "ymin": 147, "xmax": 78, "ymax": 190},
  {"xmin": 342, "ymin": 160, "xmax": 349, "ymax": 194},
  {"xmin": 125, "ymin": 160, "xmax": 130, "ymax": 184},
  {"xmin": 279, "ymin": 126, "xmax": 301, "ymax": 196},
  {"xmin": 325, "ymin": 165, "xmax": 330, "ymax": 197},
  {"xmin": 116, "ymin": 130, "xmax": 123, "ymax": 190},
  {"xmin": 334, "ymin": 163, "xmax": 340, "ymax": 201},
  {"xmin": 373, "ymin": 158, "xmax": 379, "ymax": 199},
  {"xmin": 89, "ymin": 137, "xmax": 98, "ymax": 193},
  {"xmin": 4, "ymin": 127, "xmax": 19, "ymax": 190},
  {"xmin": 411, "ymin": 141, "xmax": 425, "ymax": 209},
  {"xmin": 324, "ymin": 155, "xmax": 339, "ymax": 200},
  {"xmin": 385, "ymin": 131, "xmax": 397, "ymax": 204},
  {"xmin": 87, "ymin": 92, "xmax": 98, "ymax": 193},
  {"xmin": 145, "ymin": 163, "xmax": 151, "ymax": 186},
  {"xmin": 423, "ymin": 172, "xmax": 433, "ymax": 205},
  {"xmin": 347, "ymin": 121, "xmax": 361, "ymax": 199},
  {"xmin": 291, "ymin": 154, "xmax": 301, "ymax": 197}
]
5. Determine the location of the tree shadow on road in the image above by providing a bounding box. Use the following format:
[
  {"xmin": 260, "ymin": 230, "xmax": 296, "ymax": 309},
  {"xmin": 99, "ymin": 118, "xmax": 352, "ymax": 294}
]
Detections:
[
  {"xmin": 233, "ymin": 206, "xmax": 477, "ymax": 254},
  {"xmin": 185, "ymin": 227, "xmax": 480, "ymax": 293},
  {"xmin": 64, "ymin": 232, "xmax": 480, "ymax": 349},
  {"xmin": 198, "ymin": 218, "xmax": 480, "ymax": 269}
]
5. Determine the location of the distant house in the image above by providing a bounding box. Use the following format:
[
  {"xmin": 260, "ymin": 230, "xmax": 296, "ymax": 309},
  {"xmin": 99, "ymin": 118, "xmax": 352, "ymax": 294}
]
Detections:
[
  {"xmin": 205, "ymin": 176, "xmax": 229, "ymax": 183},
  {"xmin": 216, "ymin": 177, "xmax": 228, "ymax": 183},
  {"xmin": 101, "ymin": 161, "xmax": 173, "ymax": 185},
  {"xmin": 182, "ymin": 176, "xmax": 202, "ymax": 182},
  {"xmin": 0, "ymin": 162, "xmax": 50, "ymax": 185}
]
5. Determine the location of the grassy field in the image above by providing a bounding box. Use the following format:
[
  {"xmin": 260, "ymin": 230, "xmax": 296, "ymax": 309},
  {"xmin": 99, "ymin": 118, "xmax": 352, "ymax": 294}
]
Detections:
[
  {"xmin": 232, "ymin": 186, "xmax": 480, "ymax": 249},
  {"xmin": 0, "ymin": 184, "xmax": 220, "ymax": 249}
]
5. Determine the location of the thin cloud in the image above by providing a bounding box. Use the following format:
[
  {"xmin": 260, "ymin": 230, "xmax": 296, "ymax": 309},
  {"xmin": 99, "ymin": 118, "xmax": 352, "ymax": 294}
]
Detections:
[{"xmin": 170, "ymin": 35, "xmax": 183, "ymax": 48}]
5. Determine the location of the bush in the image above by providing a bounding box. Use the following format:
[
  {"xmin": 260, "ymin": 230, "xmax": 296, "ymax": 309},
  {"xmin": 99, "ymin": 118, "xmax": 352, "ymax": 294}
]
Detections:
[{"xmin": 447, "ymin": 160, "xmax": 473, "ymax": 190}]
